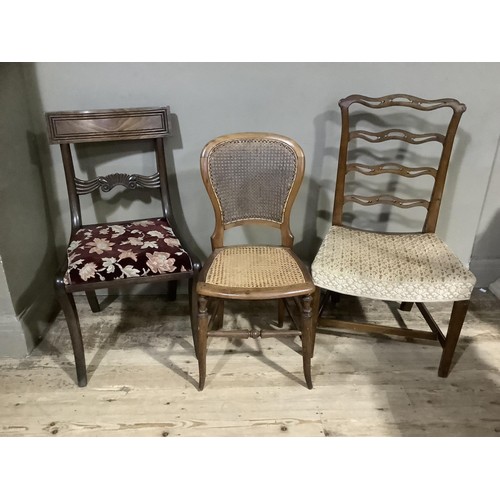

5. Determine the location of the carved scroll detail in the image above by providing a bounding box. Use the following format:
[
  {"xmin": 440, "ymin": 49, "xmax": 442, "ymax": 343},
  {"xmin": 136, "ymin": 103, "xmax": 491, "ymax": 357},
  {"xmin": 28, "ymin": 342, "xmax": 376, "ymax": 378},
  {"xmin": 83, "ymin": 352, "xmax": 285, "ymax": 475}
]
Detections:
[
  {"xmin": 75, "ymin": 172, "xmax": 160, "ymax": 195},
  {"xmin": 350, "ymin": 129, "xmax": 445, "ymax": 144},
  {"xmin": 344, "ymin": 194, "xmax": 429, "ymax": 209},
  {"xmin": 346, "ymin": 163, "xmax": 437, "ymax": 178}
]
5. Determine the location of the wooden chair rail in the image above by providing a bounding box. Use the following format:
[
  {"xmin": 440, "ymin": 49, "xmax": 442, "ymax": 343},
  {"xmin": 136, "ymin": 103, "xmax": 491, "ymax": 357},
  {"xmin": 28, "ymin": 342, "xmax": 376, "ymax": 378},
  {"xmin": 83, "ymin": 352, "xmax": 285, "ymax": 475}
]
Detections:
[
  {"xmin": 344, "ymin": 194, "xmax": 430, "ymax": 209},
  {"xmin": 346, "ymin": 163, "xmax": 437, "ymax": 178},
  {"xmin": 46, "ymin": 107, "xmax": 171, "ymax": 144},
  {"xmin": 207, "ymin": 329, "xmax": 302, "ymax": 339},
  {"xmin": 340, "ymin": 94, "xmax": 466, "ymax": 113},
  {"xmin": 350, "ymin": 129, "xmax": 445, "ymax": 144},
  {"xmin": 319, "ymin": 317, "xmax": 437, "ymax": 341}
]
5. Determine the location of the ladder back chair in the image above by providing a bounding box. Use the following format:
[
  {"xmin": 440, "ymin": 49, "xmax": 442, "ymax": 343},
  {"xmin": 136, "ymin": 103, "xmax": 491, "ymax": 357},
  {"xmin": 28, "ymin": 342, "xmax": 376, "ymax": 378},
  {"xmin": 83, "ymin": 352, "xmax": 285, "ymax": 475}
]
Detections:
[
  {"xmin": 311, "ymin": 94, "xmax": 476, "ymax": 377},
  {"xmin": 196, "ymin": 132, "xmax": 317, "ymax": 390},
  {"xmin": 46, "ymin": 106, "xmax": 200, "ymax": 386}
]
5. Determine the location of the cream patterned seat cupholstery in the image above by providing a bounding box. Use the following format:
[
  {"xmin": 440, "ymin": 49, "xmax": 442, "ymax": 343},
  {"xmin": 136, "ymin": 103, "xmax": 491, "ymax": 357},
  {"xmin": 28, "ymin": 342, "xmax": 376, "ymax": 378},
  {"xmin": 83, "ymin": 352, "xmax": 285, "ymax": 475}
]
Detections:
[{"xmin": 313, "ymin": 226, "xmax": 475, "ymax": 303}]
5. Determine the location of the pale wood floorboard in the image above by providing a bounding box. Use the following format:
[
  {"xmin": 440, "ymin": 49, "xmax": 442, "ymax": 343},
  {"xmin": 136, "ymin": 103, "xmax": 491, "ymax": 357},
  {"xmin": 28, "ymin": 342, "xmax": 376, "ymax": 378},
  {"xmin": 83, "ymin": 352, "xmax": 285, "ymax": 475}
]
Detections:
[{"xmin": 1, "ymin": 290, "xmax": 499, "ymax": 436}]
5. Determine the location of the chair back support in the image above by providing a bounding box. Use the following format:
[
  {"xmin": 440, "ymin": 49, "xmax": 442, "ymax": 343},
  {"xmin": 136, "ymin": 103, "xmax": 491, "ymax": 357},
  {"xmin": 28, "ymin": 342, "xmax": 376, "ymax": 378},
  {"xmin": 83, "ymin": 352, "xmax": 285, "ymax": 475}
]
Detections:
[
  {"xmin": 333, "ymin": 94, "xmax": 466, "ymax": 233},
  {"xmin": 46, "ymin": 107, "xmax": 172, "ymax": 232},
  {"xmin": 200, "ymin": 133, "xmax": 305, "ymax": 248}
]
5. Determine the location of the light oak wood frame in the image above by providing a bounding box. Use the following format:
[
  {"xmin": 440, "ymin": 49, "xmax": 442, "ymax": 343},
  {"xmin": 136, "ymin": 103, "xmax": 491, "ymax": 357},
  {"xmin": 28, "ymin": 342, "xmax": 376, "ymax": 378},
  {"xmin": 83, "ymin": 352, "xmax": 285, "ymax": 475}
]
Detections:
[
  {"xmin": 316, "ymin": 94, "xmax": 470, "ymax": 377},
  {"xmin": 196, "ymin": 132, "xmax": 317, "ymax": 390},
  {"xmin": 46, "ymin": 107, "xmax": 201, "ymax": 387}
]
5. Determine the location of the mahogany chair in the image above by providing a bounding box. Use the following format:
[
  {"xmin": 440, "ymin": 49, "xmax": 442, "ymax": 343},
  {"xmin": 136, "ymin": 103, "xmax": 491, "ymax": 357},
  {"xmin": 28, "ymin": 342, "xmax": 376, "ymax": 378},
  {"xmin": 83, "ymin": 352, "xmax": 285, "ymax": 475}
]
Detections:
[
  {"xmin": 46, "ymin": 106, "xmax": 200, "ymax": 386},
  {"xmin": 196, "ymin": 132, "xmax": 317, "ymax": 390},
  {"xmin": 311, "ymin": 94, "xmax": 476, "ymax": 377}
]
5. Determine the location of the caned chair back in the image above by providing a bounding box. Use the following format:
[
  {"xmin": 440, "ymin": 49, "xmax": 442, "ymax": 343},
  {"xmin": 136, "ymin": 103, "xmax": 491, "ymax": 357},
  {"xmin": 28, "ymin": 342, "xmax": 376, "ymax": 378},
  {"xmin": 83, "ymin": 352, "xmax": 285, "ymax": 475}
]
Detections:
[{"xmin": 200, "ymin": 132, "xmax": 305, "ymax": 248}]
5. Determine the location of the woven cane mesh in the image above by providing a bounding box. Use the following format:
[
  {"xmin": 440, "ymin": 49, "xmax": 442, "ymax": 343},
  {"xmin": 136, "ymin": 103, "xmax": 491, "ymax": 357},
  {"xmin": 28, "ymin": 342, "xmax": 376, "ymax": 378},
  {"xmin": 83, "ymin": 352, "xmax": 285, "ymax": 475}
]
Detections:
[
  {"xmin": 205, "ymin": 246, "xmax": 307, "ymax": 288},
  {"xmin": 207, "ymin": 139, "xmax": 298, "ymax": 225}
]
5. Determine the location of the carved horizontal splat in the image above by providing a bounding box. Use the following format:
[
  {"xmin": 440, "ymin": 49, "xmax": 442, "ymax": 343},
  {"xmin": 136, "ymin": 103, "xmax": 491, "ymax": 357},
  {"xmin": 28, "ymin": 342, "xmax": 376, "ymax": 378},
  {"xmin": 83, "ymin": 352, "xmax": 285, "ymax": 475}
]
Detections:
[
  {"xmin": 340, "ymin": 94, "xmax": 466, "ymax": 113},
  {"xmin": 350, "ymin": 129, "xmax": 445, "ymax": 144},
  {"xmin": 46, "ymin": 107, "xmax": 171, "ymax": 144},
  {"xmin": 346, "ymin": 163, "xmax": 437, "ymax": 178},
  {"xmin": 344, "ymin": 194, "xmax": 430, "ymax": 209},
  {"xmin": 75, "ymin": 172, "xmax": 161, "ymax": 195}
]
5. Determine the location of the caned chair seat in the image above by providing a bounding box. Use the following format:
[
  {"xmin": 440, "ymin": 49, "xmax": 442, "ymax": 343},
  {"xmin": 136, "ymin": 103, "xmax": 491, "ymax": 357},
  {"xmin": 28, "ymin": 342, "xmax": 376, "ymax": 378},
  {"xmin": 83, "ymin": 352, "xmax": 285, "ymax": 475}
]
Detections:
[
  {"xmin": 64, "ymin": 218, "xmax": 192, "ymax": 286},
  {"xmin": 312, "ymin": 226, "xmax": 475, "ymax": 303},
  {"xmin": 198, "ymin": 245, "xmax": 315, "ymax": 298}
]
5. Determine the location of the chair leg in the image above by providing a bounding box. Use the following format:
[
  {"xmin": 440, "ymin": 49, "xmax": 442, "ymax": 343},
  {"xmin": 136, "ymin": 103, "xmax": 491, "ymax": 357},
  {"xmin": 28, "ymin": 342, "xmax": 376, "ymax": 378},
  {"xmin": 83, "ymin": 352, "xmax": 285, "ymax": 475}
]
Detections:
[
  {"xmin": 301, "ymin": 295, "xmax": 313, "ymax": 389},
  {"xmin": 318, "ymin": 290, "xmax": 339, "ymax": 318},
  {"xmin": 438, "ymin": 300, "xmax": 470, "ymax": 378},
  {"xmin": 310, "ymin": 288, "xmax": 321, "ymax": 358},
  {"xmin": 197, "ymin": 296, "xmax": 209, "ymax": 390},
  {"xmin": 167, "ymin": 280, "xmax": 178, "ymax": 301},
  {"xmin": 56, "ymin": 283, "xmax": 87, "ymax": 387},
  {"xmin": 400, "ymin": 302, "xmax": 414, "ymax": 312},
  {"xmin": 213, "ymin": 299, "xmax": 224, "ymax": 330},
  {"xmin": 277, "ymin": 299, "xmax": 286, "ymax": 327},
  {"xmin": 188, "ymin": 277, "xmax": 198, "ymax": 358},
  {"xmin": 85, "ymin": 291, "xmax": 100, "ymax": 313}
]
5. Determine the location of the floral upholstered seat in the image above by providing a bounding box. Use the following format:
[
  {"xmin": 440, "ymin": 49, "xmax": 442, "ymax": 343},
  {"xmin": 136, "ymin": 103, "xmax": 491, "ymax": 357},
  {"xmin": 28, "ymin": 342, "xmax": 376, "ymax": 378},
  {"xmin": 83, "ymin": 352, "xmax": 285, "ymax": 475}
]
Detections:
[{"xmin": 65, "ymin": 218, "xmax": 192, "ymax": 285}]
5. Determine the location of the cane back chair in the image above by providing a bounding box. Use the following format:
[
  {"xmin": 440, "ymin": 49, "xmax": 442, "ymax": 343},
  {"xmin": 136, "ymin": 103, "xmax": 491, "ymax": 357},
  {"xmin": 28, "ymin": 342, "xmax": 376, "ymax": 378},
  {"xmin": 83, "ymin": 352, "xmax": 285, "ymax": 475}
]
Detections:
[
  {"xmin": 46, "ymin": 106, "xmax": 200, "ymax": 386},
  {"xmin": 196, "ymin": 132, "xmax": 317, "ymax": 390},
  {"xmin": 311, "ymin": 94, "xmax": 476, "ymax": 377}
]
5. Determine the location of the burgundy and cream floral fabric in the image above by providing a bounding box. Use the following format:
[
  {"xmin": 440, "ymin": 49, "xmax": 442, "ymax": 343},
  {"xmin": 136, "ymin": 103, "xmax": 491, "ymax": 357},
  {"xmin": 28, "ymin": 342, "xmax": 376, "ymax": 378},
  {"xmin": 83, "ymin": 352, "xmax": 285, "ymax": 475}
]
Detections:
[{"xmin": 64, "ymin": 218, "xmax": 192, "ymax": 285}]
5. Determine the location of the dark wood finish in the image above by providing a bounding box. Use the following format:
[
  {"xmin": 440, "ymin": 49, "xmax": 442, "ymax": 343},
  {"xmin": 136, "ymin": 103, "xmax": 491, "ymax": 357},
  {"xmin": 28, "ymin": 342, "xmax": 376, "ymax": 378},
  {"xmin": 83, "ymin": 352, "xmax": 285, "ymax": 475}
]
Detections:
[
  {"xmin": 46, "ymin": 106, "xmax": 200, "ymax": 386},
  {"xmin": 46, "ymin": 107, "xmax": 171, "ymax": 143},
  {"xmin": 197, "ymin": 296, "xmax": 209, "ymax": 391},
  {"xmin": 75, "ymin": 172, "xmax": 161, "ymax": 195},
  {"xmin": 320, "ymin": 315, "xmax": 437, "ymax": 341},
  {"xmin": 438, "ymin": 300, "xmax": 469, "ymax": 377},
  {"xmin": 277, "ymin": 299, "xmax": 286, "ymax": 327},
  {"xmin": 399, "ymin": 302, "xmax": 414, "ymax": 312},
  {"xmin": 196, "ymin": 133, "xmax": 317, "ymax": 390},
  {"xmin": 301, "ymin": 295, "xmax": 313, "ymax": 389},
  {"xmin": 319, "ymin": 94, "xmax": 470, "ymax": 377}
]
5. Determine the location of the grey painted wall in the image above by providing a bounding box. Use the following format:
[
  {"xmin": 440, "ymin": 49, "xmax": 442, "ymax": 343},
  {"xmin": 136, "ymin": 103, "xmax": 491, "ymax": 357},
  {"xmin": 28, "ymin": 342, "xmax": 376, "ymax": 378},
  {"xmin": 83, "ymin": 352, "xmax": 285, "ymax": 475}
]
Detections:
[
  {"xmin": 0, "ymin": 63, "xmax": 60, "ymax": 356},
  {"xmin": 33, "ymin": 62, "xmax": 500, "ymax": 266},
  {"xmin": 470, "ymin": 135, "xmax": 500, "ymax": 287},
  {"xmin": 2, "ymin": 62, "xmax": 500, "ymax": 357}
]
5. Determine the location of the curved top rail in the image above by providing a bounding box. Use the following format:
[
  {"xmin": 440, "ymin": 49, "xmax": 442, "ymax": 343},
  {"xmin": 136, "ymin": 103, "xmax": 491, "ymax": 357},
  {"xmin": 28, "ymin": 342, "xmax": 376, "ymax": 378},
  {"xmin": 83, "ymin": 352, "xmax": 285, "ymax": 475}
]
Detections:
[{"xmin": 339, "ymin": 94, "xmax": 466, "ymax": 113}]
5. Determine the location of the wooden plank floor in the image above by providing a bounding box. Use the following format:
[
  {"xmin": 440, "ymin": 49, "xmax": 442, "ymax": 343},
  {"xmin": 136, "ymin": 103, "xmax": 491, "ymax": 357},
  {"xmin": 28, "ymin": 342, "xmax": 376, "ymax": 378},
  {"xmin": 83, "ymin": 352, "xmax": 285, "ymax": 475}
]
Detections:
[{"xmin": 1, "ymin": 289, "xmax": 500, "ymax": 436}]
